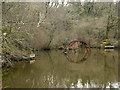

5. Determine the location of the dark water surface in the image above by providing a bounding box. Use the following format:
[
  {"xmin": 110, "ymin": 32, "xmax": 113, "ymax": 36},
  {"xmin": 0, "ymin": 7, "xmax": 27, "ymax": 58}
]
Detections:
[{"xmin": 2, "ymin": 49, "xmax": 119, "ymax": 88}]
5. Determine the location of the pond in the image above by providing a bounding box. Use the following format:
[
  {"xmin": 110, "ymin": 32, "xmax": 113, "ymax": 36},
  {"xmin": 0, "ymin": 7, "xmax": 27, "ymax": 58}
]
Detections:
[{"xmin": 2, "ymin": 49, "xmax": 119, "ymax": 88}]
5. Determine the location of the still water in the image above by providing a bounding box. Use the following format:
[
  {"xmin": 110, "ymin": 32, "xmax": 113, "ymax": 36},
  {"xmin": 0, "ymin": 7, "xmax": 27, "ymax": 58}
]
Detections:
[{"xmin": 2, "ymin": 49, "xmax": 118, "ymax": 88}]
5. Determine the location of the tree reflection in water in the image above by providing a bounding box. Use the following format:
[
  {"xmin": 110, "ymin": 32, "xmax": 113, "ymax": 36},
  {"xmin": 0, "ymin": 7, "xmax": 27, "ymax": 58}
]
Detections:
[{"xmin": 2, "ymin": 49, "xmax": 118, "ymax": 88}]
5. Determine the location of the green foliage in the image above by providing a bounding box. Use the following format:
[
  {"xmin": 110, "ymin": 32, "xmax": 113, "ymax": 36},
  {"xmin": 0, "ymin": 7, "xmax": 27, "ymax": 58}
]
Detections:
[
  {"xmin": 61, "ymin": 39, "xmax": 69, "ymax": 45},
  {"xmin": 2, "ymin": 49, "xmax": 9, "ymax": 54},
  {"xmin": 2, "ymin": 26, "xmax": 11, "ymax": 34},
  {"xmin": 2, "ymin": 45, "xmax": 11, "ymax": 54},
  {"xmin": 52, "ymin": 44, "xmax": 58, "ymax": 49},
  {"xmin": 101, "ymin": 39, "xmax": 112, "ymax": 46},
  {"xmin": 83, "ymin": 2, "xmax": 94, "ymax": 15},
  {"xmin": 10, "ymin": 30, "xmax": 27, "ymax": 39}
]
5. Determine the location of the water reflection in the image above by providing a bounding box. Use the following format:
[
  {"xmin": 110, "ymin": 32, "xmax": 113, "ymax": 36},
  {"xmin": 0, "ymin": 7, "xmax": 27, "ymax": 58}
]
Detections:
[
  {"xmin": 64, "ymin": 48, "xmax": 91, "ymax": 63},
  {"xmin": 2, "ymin": 49, "xmax": 118, "ymax": 88}
]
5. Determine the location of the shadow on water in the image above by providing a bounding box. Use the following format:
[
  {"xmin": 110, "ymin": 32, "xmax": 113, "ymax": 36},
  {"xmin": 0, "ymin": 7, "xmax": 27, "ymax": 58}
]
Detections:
[{"xmin": 2, "ymin": 49, "xmax": 118, "ymax": 88}]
